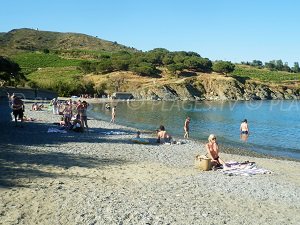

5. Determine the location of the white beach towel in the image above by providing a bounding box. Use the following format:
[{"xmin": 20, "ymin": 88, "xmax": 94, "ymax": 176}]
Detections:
[
  {"xmin": 99, "ymin": 131, "xmax": 128, "ymax": 135},
  {"xmin": 47, "ymin": 127, "xmax": 67, "ymax": 133},
  {"xmin": 222, "ymin": 161, "xmax": 272, "ymax": 176}
]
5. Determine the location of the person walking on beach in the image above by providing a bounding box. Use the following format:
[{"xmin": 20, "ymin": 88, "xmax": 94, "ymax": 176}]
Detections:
[
  {"xmin": 205, "ymin": 134, "xmax": 223, "ymax": 167},
  {"xmin": 110, "ymin": 106, "xmax": 116, "ymax": 123},
  {"xmin": 11, "ymin": 95, "xmax": 25, "ymax": 127},
  {"xmin": 183, "ymin": 116, "xmax": 190, "ymax": 139}
]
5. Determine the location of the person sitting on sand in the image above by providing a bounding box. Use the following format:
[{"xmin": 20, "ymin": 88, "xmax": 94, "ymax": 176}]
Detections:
[
  {"xmin": 157, "ymin": 125, "xmax": 172, "ymax": 143},
  {"xmin": 136, "ymin": 131, "xmax": 141, "ymax": 138},
  {"xmin": 32, "ymin": 103, "xmax": 43, "ymax": 111},
  {"xmin": 205, "ymin": 134, "xmax": 223, "ymax": 167}
]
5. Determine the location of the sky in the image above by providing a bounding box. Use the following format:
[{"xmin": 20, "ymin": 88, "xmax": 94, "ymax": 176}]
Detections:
[{"xmin": 1, "ymin": 0, "xmax": 299, "ymax": 66}]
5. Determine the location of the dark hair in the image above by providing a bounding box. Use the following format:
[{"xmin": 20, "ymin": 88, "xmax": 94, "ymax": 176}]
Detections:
[
  {"xmin": 159, "ymin": 125, "xmax": 165, "ymax": 131},
  {"xmin": 243, "ymin": 119, "xmax": 247, "ymax": 123}
]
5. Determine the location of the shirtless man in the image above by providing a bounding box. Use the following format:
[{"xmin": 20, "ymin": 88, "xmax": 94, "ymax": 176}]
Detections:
[
  {"xmin": 205, "ymin": 134, "xmax": 222, "ymax": 167},
  {"xmin": 240, "ymin": 119, "xmax": 249, "ymax": 134},
  {"xmin": 183, "ymin": 116, "xmax": 190, "ymax": 139}
]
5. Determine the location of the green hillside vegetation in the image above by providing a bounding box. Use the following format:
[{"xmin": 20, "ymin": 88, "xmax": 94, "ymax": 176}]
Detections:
[
  {"xmin": 232, "ymin": 65, "xmax": 300, "ymax": 83},
  {"xmin": 26, "ymin": 67, "xmax": 93, "ymax": 96},
  {"xmin": 1, "ymin": 28, "xmax": 300, "ymax": 96},
  {"xmin": 11, "ymin": 52, "xmax": 82, "ymax": 73},
  {"xmin": 0, "ymin": 28, "xmax": 137, "ymax": 55}
]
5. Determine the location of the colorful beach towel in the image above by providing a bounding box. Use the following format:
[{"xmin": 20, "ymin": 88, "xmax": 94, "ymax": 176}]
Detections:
[{"xmin": 222, "ymin": 161, "xmax": 272, "ymax": 176}]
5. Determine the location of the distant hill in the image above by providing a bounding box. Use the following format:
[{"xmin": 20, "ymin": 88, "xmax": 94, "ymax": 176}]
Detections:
[{"xmin": 0, "ymin": 28, "xmax": 138, "ymax": 56}]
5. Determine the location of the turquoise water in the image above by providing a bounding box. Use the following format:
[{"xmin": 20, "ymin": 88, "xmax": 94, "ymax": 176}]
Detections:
[{"xmin": 90, "ymin": 100, "xmax": 300, "ymax": 160}]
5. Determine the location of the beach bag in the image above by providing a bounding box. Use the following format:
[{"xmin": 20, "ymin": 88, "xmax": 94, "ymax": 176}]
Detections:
[{"xmin": 195, "ymin": 155, "xmax": 212, "ymax": 171}]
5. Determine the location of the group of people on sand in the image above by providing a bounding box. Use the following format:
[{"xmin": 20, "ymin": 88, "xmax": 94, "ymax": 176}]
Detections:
[
  {"xmin": 8, "ymin": 94, "xmax": 90, "ymax": 132},
  {"xmin": 56, "ymin": 99, "xmax": 89, "ymax": 132}
]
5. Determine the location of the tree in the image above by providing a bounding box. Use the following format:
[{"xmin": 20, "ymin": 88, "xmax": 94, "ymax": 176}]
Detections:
[
  {"xmin": 265, "ymin": 61, "xmax": 276, "ymax": 70},
  {"xmin": 167, "ymin": 63, "xmax": 185, "ymax": 75},
  {"xmin": 292, "ymin": 62, "xmax": 300, "ymax": 73},
  {"xmin": 96, "ymin": 60, "xmax": 113, "ymax": 73},
  {"xmin": 282, "ymin": 62, "xmax": 291, "ymax": 72},
  {"xmin": 251, "ymin": 60, "xmax": 263, "ymax": 68},
  {"xmin": 162, "ymin": 54, "xmax": 174, "ymax": 65},
  {"xmin": 212, "ymin": 61, "xmax": 235, "ymax": 74},
  {"xmin": 275, "ymin": 60, "xmax": 284, "ymax": 70},
  {"xmin": 0, "ymin": 56, "xmax": 24, "ymax": 86},
  {"xmin": 145, "ymin": 48, "xmax": 169, "ymax": 66},
  {"xmin": 78, "ymin": 61, "xmax": 95, "ymax": 74},
  {"xmin": 130, "ymin": 62, "xmax": 157, "ymax": 76},
  {"xmin": 183, "ymin": 56, "xmax": 212, "ymax": 72}
]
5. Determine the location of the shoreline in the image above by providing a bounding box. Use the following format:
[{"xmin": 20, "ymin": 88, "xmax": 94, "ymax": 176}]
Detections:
[
  {"xmin": 23, "ymin": 98, "xmax": 300, "ymax": 162},
  {"xmin": 1, "ymin": 100, "xmax": 300, "ymax": 224},
  {"xmin": 86, "ymin": 100, "xmax": 300, "ymax": 162}
]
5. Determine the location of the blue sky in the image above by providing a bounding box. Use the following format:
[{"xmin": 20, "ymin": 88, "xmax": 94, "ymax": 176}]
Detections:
[{"xmin": 1, "ymin": 0, "xmax": 299, "ymax": 66}]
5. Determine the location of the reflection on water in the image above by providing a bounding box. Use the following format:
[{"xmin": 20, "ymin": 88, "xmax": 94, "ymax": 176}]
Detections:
[{"xmin": 90, "ymin": 100, "xmax": 300, "ymax": 160}]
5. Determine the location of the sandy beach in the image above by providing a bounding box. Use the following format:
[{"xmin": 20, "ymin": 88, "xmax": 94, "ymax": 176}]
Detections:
[{"xmin": 1, "ymin": 100, "xmax": 300, "ymax": 225}]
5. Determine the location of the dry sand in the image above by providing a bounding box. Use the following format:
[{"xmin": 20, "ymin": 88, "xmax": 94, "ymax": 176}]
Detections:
[{"xmin": 0, "ymin": 101, "xmax": 300, "ymax": 225}]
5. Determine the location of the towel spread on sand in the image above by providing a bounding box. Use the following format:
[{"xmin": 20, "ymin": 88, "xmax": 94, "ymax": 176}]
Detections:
[
  {"xmin": 222, "ymin": 161, "xmax": 272, "ymax": 176},
  {"xmin": 47, "ymin": 127, "xmax": 67, "ymax": 133},
  {"xmin": 99, "ymin": 131, "xmax": 128, "ymax": 135}
]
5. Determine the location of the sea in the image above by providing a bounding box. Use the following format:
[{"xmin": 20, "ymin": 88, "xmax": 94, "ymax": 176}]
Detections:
[{"xmin": 90, "ymin": 100, "xmax": 300, "ymax": 160}]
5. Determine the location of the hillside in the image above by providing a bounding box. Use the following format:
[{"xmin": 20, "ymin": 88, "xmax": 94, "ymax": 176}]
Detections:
[
  {"xmin": 0, "ymin": 28, "xmax": 137, "ymax": 56},
  {"xmin": 1, "ymin": 28, "xmax": 300, "ymax": 100}
]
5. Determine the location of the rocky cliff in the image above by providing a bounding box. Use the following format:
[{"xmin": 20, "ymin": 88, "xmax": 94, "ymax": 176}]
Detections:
[{"xmin": 131, "ymin": 75, "xmax": 300, "ymax": 101}]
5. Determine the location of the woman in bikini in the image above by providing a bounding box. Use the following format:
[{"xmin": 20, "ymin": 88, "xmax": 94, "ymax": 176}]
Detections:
[{"xmin": 205, "ymin": 134, "xmax": 222, "ymax": 167}]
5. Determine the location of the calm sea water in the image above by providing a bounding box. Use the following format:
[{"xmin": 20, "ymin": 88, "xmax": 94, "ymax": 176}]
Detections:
[{"xmin": 90, "ymin": 100, "xmax": 300, "ymax": 160}]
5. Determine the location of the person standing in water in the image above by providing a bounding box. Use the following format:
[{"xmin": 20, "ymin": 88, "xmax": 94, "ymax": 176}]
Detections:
[
  {"xmin": 240, "ymin": 119, "xmax": 249, "ymax": 142},
  {"xmin": 183, "ymin": 116, "xmax": 190, "ymax": 139},
  {"xmin": 110, "ymin": 106, "xmax": 116, "ymax": 123},
  {"xmin": 240, "ymin": 119, "xmax": 249, "ymax": 135}
]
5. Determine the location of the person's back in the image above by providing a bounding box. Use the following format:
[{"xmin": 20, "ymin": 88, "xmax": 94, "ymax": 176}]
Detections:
[
  {"xmin": 240, "ymin": 119, "xmax": 249, "ymax": 134},
  {"xmin": 157, "ymin": 125, "xmax": 171, "ymax": 143}
]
